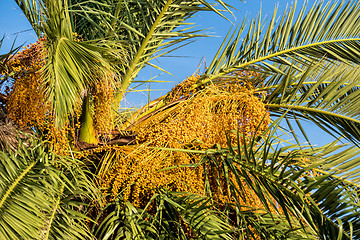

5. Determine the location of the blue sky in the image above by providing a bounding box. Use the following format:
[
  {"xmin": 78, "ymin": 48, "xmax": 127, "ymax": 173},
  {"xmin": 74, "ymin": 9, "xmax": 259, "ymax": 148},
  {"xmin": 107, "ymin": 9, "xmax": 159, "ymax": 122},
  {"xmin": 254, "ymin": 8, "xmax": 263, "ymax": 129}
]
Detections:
[
  {"xmin": 1, "ymin": 0, "xmax": 332, "ymax": 146},
  {"xmin": 0, "ymin": 1, "xmax": 37, "ymax": 52}
]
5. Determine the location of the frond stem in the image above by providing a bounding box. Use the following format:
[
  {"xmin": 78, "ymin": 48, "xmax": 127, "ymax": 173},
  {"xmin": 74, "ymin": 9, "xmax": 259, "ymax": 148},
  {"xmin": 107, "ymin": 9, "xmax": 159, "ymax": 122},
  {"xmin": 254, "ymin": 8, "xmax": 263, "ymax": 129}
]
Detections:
[
  {"xmin": 0, "ymin": 161, "xmax": 37, "ymax": 210},
  {"xmin": 309, "ymin": 168, "xmax": 360, "ymax": 189},
  {"xmin": 44, "ymin": 184, "xmax": 64, "ymax": 240},
  {"xmin": 266, "ymin": 103, "xmax": 360, "ymax": 124},
  {"xmin": 114, "ymin": 0, "xmax": 173, "ymax": 107},
  {"xmin": 256, "ymin": 81, "xmax": 360, "ymax": 92}
]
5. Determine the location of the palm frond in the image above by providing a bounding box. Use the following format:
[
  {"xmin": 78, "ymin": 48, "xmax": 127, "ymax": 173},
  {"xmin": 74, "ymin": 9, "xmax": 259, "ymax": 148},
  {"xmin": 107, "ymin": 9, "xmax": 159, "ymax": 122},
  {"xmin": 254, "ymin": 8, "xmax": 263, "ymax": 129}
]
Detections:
[
  {"xmin": 15, "ymin": 0, "xmax": 128, "ymax": 127},
  {"xmin": 93, "ymin": 190, "xmax": 233, "ymax": 239},
  {"xmin": 68, "ymin": 0, "xmax": 236, "ymax": 104},
  {"xmin": 93, "ymin": 199, "xmax": 152, "ymax": 239},
  {"xmin": 109, "ymin": 0, "xmax": 235, "ymax": 104},
  {"xmin": 197, "ymin": 126, "xmax": 360, "ymax": 239},
  {"xmin": 198, "ymin": 0, "xmax": 360, "ymax": 87},
  {"xmin": 262, "ymin": 62, "xmax": 360, "ymax": 145},
  {"xmin": 42, "ymin": 37, "xmax": 118, "ymax": 127},
  {"xmin": 0, "ymin": 138, "xmax": 97, "ymax": 240}
]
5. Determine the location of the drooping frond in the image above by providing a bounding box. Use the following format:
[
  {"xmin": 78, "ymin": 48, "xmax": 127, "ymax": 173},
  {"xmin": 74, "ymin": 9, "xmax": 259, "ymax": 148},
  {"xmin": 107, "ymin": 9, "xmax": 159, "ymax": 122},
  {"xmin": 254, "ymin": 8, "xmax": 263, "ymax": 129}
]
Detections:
[
  {"xmin": 0, "ymin": 117, "xmax": 31, "ymax": 152},
  {"xmin": 41, "ymin": 37, "xmax": 117, "ymax": 127},
  {"xmin": 262, "ymin": 62, "xmax": 360, "ymax": 145}
]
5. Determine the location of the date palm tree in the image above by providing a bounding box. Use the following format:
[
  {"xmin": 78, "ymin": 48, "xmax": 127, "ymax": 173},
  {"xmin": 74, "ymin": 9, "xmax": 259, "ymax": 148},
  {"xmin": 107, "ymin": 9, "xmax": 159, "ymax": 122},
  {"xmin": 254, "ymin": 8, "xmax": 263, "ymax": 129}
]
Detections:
[
  {"xmin": 2, "ymin": 0, "xmax": 360, "ymax": 239},
  {"xmin": 14, "ymin": 0, "xmax": 233, "ymax": 144}
]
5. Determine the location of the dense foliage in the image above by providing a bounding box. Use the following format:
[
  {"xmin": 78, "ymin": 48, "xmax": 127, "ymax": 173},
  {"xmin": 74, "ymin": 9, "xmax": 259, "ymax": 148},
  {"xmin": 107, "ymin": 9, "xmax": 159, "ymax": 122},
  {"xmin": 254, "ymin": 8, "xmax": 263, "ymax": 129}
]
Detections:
[{"xmin": 2, "ymin": 0, "xmax": 360, "ymax": 239}]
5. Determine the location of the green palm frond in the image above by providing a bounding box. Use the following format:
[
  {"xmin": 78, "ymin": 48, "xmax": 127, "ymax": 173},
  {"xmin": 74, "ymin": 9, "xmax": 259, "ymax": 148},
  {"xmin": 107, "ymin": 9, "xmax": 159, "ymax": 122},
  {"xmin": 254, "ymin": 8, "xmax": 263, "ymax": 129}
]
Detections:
[
  {"xmin": 94, "ymin": 190, "xmax": 233, "ymax": 239},
  {"xmin": 93, "ymin": 200, "xmax": 152, "ymax": 240},
  {"xmin": 0, "ymin": 139, "xmax": 97, "ymax": 240},
  {"xmin": 68, "ymin": 0, "xmax": 236, "ymax": 104},
  {"xmin": 197, "ymin": 127, "xmax": 360, "ymax": 239},
  {"xmin": 153, "ymin": 191, "xmax": 233, "ymax": 239},
  {"xmin": 42, "ymin": 37, "xmax": 122, "ymax": 127},
  {"xmin": 196, "ymin": 0, "xmax": 360, "ymax": 87},
  {"xmin": 15, "ymin": 0, "xmax": 128, "ymax": 127},
  {"xmin": 108, "ymin": 0, "xmax": 236, "ymax": 104},
  {"xmin": 291, "ymin": 142, "xmax": 360, "ymax": 239},
  {"xmin": 261, "ymin": 62, "xmax": 360, "ymax": 145}
]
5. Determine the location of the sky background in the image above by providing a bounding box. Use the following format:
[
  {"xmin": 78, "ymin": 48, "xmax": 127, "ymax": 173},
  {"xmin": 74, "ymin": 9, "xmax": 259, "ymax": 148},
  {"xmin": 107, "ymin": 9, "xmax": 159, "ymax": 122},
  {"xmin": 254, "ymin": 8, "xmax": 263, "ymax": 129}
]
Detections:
[{"xmin": 0, "ymin": 0, "xmax": 335, "ymax": 147}]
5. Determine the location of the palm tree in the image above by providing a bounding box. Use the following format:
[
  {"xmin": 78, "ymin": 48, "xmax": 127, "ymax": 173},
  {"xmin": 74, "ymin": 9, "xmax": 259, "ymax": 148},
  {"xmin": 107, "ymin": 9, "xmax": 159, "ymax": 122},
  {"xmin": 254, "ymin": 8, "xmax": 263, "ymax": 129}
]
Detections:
[
  {"xmin": 13, "ymin": 0, "xmax": 234, "ymax": 144},
  {"xmin": 2, "ymin": 0, "xmax": 360, "ymax": 239}
]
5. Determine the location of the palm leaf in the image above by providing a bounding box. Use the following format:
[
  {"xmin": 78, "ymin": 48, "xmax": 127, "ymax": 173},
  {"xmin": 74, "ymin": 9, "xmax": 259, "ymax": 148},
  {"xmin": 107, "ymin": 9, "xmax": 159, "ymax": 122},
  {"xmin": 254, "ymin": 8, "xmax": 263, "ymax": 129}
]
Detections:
[
  {"xmin": 93, "ymin": 199, "xmax": 153, "ymax": 239},
  {"xmin": 197, "ymin": 127, "xmax": 360, "ymax": 239},
  {"xmin": 68, "ymin": 0, "xmax": 237, "ymax": 104},
  {"xmin": 195, "ymin": 0, "xmax": 360, "ymax": 88},
  {"xmin": 93, "ymin": 190, "xmax": 233, "ymax": 239},
  {"xmin": 15, "ymin": 0, "xmax": 128, "ymax": 127},
  {"xmin": 262, "ymin": 62, "xmax": 360, "ymax": 145},
  {"xmin": 41, "ymin": 37, "xmax": 118, "ymax": 127},
  {"xmin": 0, "ymin": 138, "xmax": 97, "ymax": 240}
]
